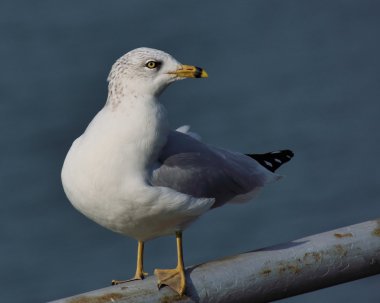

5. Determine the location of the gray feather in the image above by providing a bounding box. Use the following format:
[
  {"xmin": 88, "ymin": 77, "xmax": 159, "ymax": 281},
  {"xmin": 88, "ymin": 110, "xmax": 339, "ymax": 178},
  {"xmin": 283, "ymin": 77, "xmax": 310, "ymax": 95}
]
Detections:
[{"xmin": 151, "ymin": 131, "xmax": 274, "ymax": 208}]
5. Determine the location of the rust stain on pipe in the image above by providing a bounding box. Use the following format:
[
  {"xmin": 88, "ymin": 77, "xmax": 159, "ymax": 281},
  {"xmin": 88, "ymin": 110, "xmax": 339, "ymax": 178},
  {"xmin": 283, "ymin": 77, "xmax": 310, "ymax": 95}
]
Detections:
[
  {"xmin": 334, "ymin": 245, "xmax": 348, "ymax": 257},
  {"xmin": 303, "ymin": 252, "xmax": 322, "ymax": 264},
  {"xmin": 334, "ymin": 233, "xmax": 353, "ymax": 238},
  {"xmin": 372, "ymin": 228, "xmax": 380, "ymax": 237},
  {"xmin": 287, "ymin": 264, "xmax": 301, "ymax": 274},
  {"xmin": 260, "ymin": 268, "xmax": 272, "ymax": 276},
  {"xmin": 276, "ymin": 261, "xmax": 302, "ymax": 275},
  {"xmin": 68, "ymin": 293, "xmax": 124, "ymax": 303},
  {"xmin": 372, "ymin": 220, "xmax": 380, "ymax": 237}
]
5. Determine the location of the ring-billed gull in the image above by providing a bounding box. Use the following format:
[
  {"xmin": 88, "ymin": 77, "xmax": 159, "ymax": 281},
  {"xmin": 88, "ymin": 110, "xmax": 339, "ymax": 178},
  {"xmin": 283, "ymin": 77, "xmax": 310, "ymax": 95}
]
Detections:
[{"xmin": 61, "ymin": 47, "xmax": 294, "ymax": 296}]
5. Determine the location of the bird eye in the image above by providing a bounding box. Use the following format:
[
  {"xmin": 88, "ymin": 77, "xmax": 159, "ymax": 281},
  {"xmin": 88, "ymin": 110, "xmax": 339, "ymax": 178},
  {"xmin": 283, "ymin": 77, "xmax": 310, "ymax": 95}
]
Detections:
[{"xmin": 145, "ymin": 61, "xmax": 158, "ymax": 69}]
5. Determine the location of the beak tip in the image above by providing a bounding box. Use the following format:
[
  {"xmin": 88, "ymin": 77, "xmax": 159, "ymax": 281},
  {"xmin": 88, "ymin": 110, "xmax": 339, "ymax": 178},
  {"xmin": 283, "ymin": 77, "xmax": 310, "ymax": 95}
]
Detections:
[
  {"xmin": 171, "ymin": 65, "xmax": 208, "ymax": 78},
  {"xmin": 195, "ymin": 67, "xmax": 208, "ymax": 78}
]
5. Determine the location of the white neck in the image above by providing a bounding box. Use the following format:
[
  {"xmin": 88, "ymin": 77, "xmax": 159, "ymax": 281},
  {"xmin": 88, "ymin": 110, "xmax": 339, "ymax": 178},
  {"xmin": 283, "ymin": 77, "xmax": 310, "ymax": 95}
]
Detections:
[{"xmin": 82, "ymin": 91, "xmax": 169, "ymax": 181}]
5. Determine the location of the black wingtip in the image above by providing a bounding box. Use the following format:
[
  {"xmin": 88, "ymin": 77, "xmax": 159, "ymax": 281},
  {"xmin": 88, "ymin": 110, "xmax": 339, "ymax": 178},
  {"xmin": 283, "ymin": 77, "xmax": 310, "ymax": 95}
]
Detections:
[{"xmin": 246, "ymin": 149, "xmax": 294, "ymax": 172}]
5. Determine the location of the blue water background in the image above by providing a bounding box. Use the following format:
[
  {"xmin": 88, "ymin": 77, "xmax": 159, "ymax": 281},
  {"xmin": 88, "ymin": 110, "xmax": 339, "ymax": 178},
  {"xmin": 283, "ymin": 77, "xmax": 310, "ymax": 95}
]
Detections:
[{"xmin": 1, "ymin": 1, "xmax": 380, "ymax": 302}]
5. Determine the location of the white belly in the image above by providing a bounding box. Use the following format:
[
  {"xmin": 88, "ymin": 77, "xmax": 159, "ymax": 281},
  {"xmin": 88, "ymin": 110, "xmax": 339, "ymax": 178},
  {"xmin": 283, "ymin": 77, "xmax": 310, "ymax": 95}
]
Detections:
[{"xmin": 61, "ymin": 139, "xmax": 213, "ymax": 241}]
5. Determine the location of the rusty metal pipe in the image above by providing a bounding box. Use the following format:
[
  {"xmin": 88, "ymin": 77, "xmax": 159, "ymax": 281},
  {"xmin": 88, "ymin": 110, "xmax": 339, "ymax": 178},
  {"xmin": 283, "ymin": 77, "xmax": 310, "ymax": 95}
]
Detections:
[{"xmin": 50, "ymin": 219, "xmax": 380, "ymax": 303}]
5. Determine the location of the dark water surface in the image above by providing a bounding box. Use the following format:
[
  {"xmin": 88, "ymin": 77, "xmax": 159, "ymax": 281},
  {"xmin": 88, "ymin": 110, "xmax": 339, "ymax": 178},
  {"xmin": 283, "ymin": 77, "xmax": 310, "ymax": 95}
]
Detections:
[{"xmin": 1, "ymin": 1, "xmax": 380, "ymax": 302}]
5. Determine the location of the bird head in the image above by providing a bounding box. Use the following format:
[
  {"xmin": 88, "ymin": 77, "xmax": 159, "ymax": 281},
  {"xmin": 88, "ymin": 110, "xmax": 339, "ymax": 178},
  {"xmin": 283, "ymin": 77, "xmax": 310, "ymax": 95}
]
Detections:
[{"xmin": 107, "ymin": 47, "xmax": 208, "ymax": 98}]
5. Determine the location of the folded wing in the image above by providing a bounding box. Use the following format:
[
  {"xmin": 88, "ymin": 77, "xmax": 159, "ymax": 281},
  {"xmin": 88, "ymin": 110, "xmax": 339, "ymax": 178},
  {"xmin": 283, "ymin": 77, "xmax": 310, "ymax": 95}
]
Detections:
[{"xmin": 151, "ymin": 131, "xmax": 280, "ymax": 208}]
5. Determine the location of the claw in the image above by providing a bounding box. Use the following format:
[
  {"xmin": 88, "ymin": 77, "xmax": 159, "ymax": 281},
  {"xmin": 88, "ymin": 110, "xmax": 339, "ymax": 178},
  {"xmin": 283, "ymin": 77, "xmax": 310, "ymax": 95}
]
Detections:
[
  {"xmin": 111, "ymin": 270, "xmax": 148, "ymax": 285},
  {"xmin": 154, "ymin": 267, "xmax": 186, "ymax": 295}
]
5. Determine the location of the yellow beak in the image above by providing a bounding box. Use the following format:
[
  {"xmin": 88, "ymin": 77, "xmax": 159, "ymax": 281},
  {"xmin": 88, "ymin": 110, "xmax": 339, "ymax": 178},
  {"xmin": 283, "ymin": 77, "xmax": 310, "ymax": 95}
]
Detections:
[{"xmin": 168, "ymin": 65, "xmax": 208, "ymax": 78}]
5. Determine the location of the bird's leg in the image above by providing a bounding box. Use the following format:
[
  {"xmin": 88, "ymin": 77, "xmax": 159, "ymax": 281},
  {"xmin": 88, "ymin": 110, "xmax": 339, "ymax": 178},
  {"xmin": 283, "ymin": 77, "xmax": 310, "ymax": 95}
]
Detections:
[
  {"xmin": 154, "ymin": 231, "xmax": 186, "ymax": 296},
  {"xmin": 134, "ymin": 240, "xmax": 148, "ymax": 279},
  {"xmin": 112, "ymin": 241, "xmax": 147, "ymax": 285}
]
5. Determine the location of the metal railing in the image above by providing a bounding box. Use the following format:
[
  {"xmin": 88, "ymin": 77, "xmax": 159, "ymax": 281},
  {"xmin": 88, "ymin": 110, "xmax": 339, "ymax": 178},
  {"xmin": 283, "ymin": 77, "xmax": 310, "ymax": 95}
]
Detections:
[{"xmin": 51, "ymin": 219, "xmax": 380, "ymax": 303}]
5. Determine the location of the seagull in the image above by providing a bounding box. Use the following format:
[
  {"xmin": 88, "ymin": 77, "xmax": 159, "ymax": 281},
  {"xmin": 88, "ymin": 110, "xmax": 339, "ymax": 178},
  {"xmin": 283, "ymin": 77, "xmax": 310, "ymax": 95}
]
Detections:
[{"xmin": 61, "ymin": 47, "xmax": 294, "ymax": 296}]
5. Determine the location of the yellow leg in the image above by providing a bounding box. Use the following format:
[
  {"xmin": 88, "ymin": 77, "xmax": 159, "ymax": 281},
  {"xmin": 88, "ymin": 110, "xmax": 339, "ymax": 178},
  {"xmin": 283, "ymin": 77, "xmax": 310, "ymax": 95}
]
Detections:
[
  {"xmin": 112, "ymin": 241, "xmax": 147, "ymax": 285},
  {"xmin": 154, "ymin": 231, "xmax": 186, "ymax": 296}
]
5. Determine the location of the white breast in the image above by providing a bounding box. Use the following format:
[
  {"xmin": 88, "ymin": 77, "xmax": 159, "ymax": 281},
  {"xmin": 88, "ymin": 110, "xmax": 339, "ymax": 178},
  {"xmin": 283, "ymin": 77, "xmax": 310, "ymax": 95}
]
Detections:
[{"xmin": 61, "ymin": 102, "xmax": 213, "ymax": 241}]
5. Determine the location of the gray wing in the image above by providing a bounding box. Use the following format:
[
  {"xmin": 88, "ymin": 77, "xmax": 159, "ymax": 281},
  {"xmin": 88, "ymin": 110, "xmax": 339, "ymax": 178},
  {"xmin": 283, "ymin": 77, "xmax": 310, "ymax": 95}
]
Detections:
[{"xmin": 151, "ymin": 130, "xmax": 277, "ymax": 208}]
